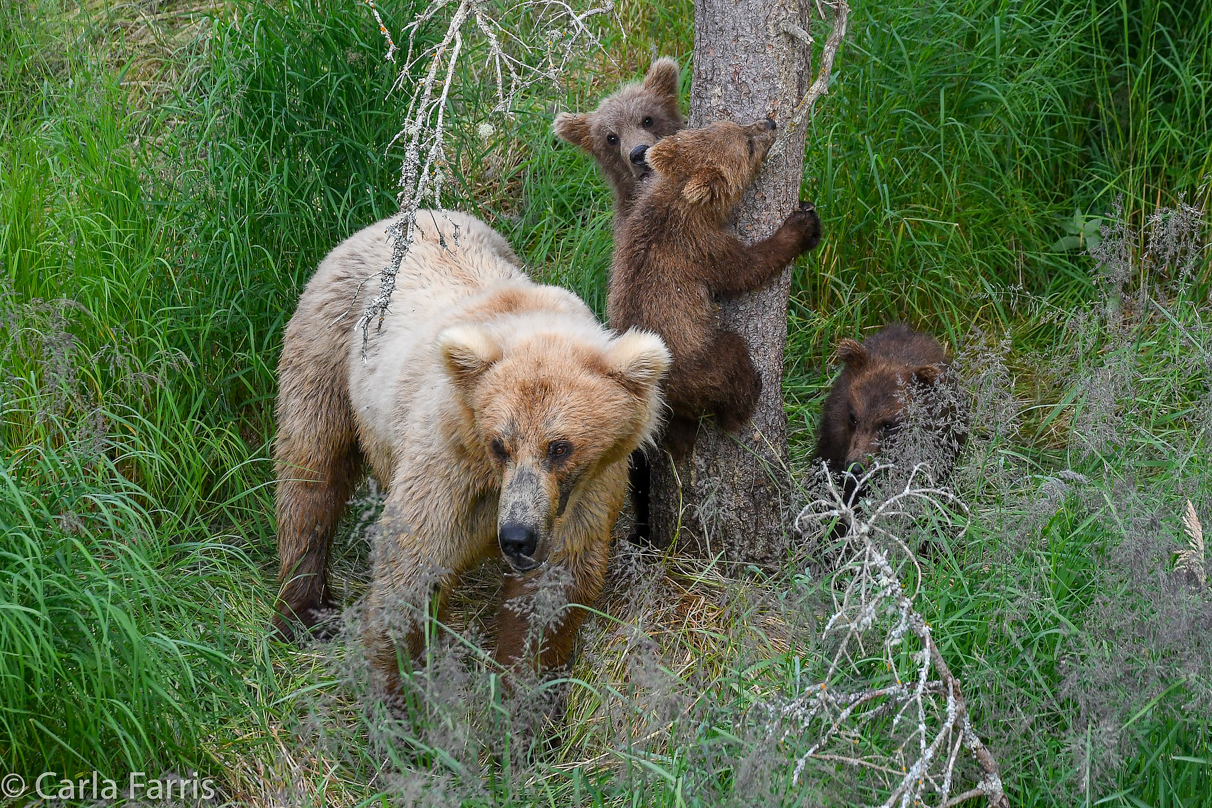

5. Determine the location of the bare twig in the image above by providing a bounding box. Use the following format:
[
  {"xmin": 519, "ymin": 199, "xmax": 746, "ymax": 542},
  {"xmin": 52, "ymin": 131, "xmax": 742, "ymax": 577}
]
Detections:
[
  {"xmin": 356, "ymin": 0, "xmax": 615, "ymax": 344},
  {"xmin": 363, "ymin": 0, "xmax": 398, "ymax": 61},
  {"xmin": 769, "ymin": 0, "xmax": 850, "ymax": 160}
]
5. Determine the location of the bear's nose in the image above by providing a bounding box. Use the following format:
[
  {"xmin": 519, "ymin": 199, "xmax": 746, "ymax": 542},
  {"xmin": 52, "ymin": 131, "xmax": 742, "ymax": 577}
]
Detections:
[
  {"xmin": 629, "ymin": 144, "xmax": 649, "ymax": 165},
  {"xmin": 846, "ymin": 461, "xmax": 867, "ymax": 480},
  {"xmin": 763, "ymin": 117, "xmax": 777, "ymax": 131},
  {"xmin": 498, "ymin": 523, "xmax": 538, "ymax": 562}
]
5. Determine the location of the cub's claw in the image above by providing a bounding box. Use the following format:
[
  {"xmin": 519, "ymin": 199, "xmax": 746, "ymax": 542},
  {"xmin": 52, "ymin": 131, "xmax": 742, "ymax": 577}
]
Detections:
[{"xmin": 786, "ymin": 200, "xmax": 822, "ymax": 254}]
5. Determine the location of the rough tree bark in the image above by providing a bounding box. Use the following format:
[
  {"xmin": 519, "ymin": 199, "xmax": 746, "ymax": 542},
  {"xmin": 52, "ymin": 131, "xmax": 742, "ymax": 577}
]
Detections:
[{"xmin": 649, "ymin": 0, "xmax": 847, "ymax": 562}]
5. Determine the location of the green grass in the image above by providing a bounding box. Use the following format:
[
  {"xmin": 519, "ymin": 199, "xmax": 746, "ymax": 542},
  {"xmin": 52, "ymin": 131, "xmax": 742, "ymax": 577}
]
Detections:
[{"xmin": 1, "ymin": 0, "xmax": 1210, "ymax": 804}]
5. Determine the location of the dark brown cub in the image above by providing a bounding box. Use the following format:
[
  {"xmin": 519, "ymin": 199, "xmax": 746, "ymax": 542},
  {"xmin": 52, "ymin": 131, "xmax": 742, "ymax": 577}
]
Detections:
[{"xmin": 814, "ymin": 324, "xmax": 967, "ymax": 503}]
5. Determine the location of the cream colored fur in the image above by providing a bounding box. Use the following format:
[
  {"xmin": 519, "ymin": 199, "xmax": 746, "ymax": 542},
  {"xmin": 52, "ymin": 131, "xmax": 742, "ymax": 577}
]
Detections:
[{"xmin": 272, "ymin": 210, "xmax": 670, "ymax": 682}]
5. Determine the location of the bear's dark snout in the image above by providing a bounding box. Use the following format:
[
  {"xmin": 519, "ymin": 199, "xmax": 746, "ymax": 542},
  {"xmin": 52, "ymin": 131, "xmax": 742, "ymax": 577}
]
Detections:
[
  {"xmin": 763, "ymin": 117, "xmax": 777, "ymax": 131},
  {"xmin": 630, "ymin": 144, "xmax": 649, "ymax": 165},
  {"xmin": 499, "ymin": 523, "xmax": 539, "ymax": 566}
]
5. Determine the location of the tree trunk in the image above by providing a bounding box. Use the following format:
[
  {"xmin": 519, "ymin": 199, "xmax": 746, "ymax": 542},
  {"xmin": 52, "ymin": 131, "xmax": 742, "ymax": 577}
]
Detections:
[{"xmin": 648, "ymin": 0, "xmax": 815, "ymax": 563}]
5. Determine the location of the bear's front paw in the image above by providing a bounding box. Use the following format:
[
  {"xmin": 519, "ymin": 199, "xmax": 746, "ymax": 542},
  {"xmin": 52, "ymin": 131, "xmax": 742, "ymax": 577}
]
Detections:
[{"xmin": 784, "ymin": 201, "xmax": 822, "ymax": 254}]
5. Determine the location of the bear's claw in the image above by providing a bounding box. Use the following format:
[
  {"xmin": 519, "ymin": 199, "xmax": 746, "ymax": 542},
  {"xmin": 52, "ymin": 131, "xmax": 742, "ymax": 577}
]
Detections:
[{"xmin": 787, "ymin": 201, "xmax": 823, "ymax": 254}]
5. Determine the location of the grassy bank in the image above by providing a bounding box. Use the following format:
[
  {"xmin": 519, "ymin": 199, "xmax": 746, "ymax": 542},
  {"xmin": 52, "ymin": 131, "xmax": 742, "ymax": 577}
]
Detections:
[{"xmin": 1, "ymin": 0, "xmax": 1209, "ymax": 804}]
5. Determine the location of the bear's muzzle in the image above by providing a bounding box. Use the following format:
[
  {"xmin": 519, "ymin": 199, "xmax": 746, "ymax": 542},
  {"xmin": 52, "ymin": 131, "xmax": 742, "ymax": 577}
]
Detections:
[{"xmin": 497, "ymin": 464, "xmax": 554, "ymax": 572}]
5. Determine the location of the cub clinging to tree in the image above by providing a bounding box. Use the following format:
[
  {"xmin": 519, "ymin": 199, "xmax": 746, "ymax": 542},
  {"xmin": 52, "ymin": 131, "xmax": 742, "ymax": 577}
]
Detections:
[
  {"xmin": 609, "ymin": 118, "xmax": 823, "ymax": 456},
  {"xmin": 553, "ymin": 57, "xmax": 685, "ymax": 219},
  {"xmin": 273, "ymin": 211, "xmax": 671, "ymax": 686},
  {"xmin": 814, "ymin": 323, "xmax": 967, "ymax": 501}
]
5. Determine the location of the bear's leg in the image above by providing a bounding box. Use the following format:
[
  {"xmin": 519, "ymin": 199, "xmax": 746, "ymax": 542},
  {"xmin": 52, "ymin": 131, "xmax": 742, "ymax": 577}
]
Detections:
[
  {"xmin": 661, "ymin": 415, "xmax": 700, "ymax": 458},
  {"xmin": 707, "ymin": 202, "xmax": 822, "ymax": 296},
  {"xmin": 363, "ymin": 512, "xmax": 492, "ymax": 694},
  {"xmin": 495, "ymin": 540, "xmax": 610, "ymax": 673},
  {"xmin": 682, "ymin": 330, "xmax": 761, "ymax": 433},
  {"xmin": 658, "ymin": 372, "xmax": 708, "ymax": 458},
  {"xmin": 363, "ymin": 572, "xmax": 456, "ymax": 696},
  {"xmin": 625, "ymin": 449, "xmax": 651, "ymax": 545},
  {"xmin": 272, "ymin": 409, "xmax": 361, "ymax": 641}
]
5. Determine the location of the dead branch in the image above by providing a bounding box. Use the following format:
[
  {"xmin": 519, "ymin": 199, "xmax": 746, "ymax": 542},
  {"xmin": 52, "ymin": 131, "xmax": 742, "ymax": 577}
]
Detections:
[
  {"xmin": 774, "ymin": 463, "xmax": 1008, "ymax": 808},
  {"xmin": 356, "ymin": 0, "xmax": 615, "ymax": 344},
  {"xmin": 769, "ymin": 0, "xmax": 850, "ymax": 161}
]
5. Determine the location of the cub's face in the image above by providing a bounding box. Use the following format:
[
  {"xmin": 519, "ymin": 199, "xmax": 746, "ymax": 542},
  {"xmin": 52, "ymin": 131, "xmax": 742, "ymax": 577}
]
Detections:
[
  {"xmin": 839, "ymin": 371, "xmax": 912, "ymax": 476},
  {"xmin": 439, "ymin": 327, "xmax": 670, "ymax": 572},
  {"xmin": 554, "ymin": 58, "xmax": 684, "ymax": 184},
  {"xmin": 644, "ymin": 118, "xmax": 779, "ymax": 212},
  {"xmin": 833, "ymin": 339, "xmax": 947, "ymax": 479}
]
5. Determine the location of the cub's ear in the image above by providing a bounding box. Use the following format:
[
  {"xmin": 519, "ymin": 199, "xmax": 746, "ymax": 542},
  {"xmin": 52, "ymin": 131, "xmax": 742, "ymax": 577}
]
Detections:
[
  {"xmin": 682, "ymin": 168, "xmax": 732, "ymax": 207},
  {"xmin": 835, "ymin": 338, "xmax": 869, "ymax": 369},
  {"xmin": 553, "ymin": 112, "xmax": 591, "ymax": 151},
  {"xmin": 605, "ymin": 330, "xmax": 671, "ymax": 396},
  {"xmin": 437, "ymin": 325, "xmax": 502, "ymax": 394},
  {"xmin": 914, "ymin": 363, "xmax": 945, "ymax": 385},
  {"xmin": 644, "ymin": 135, "xmax": 683, "ymax": 177},
  {"xmin": 642, "ymin": 57, "xmax": 680, "ymax": 99}
]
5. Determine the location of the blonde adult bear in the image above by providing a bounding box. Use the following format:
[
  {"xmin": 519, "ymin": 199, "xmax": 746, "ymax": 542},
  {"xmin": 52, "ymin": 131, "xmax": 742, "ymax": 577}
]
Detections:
[{"xmin": 272, "ymin": 211, "xmax": 670, "ymax": 686}]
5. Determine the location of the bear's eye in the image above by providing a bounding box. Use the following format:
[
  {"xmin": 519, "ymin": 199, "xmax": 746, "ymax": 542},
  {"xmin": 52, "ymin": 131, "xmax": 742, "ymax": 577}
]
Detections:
[
  {"xmin": 879, "ymin": 421, "xmax": 899, "ymax": 437},
  {"xmin": 642, "ymin": 116, "xmax": 654, "ymax": 129},
  {"xmin": 606, "ymin": 133, "xmax": 619, "ymax": 145},
  {"xmin": 547, "ymin": 440, "xmax": 573, "ymax": 461},
  {"xmin": 848, "ymin": 408, "xmax": 858, "ymax": 429},
  {"xmin": 491, "ymin": 438, "xmax": 509, "ymax": 461}
]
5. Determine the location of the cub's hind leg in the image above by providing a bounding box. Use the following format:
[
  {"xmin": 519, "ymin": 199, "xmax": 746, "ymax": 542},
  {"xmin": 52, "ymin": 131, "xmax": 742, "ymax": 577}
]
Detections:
[
  {"xmin": 676, "ymin": 329, "xmax": 761, "ymax": 433},
  {"xmin": 706, "ymin": 329, "xmax": 762, "ymax": 432}
]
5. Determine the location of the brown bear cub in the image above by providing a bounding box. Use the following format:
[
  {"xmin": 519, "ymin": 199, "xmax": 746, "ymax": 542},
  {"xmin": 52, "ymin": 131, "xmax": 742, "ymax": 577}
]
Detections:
[
  {"xmin": 554, "ymin": 58, "xmax": 685, "ymax": 220},
  {"xmin": 609, "ymin": 118, "xmax": 823, "ymax": 457},
  {"xmin": 814, "ymin": 324, "xmax": 967, "ymax": 503},
  {"xmin": 555, "ymin": 58, "xmax": 684, "ymax": 544}
]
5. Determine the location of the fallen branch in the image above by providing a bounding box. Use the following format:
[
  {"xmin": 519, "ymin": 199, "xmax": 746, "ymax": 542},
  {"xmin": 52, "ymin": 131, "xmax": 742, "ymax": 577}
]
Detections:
[{"xmin": 772, "ymin": 463, "xmax": 1008, "ymax": 808}]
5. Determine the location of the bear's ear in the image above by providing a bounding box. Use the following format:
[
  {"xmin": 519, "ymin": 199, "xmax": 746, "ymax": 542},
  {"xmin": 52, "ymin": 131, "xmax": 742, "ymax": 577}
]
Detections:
[
  {"xmin": 836, "ymin": 338, "xmax": 869, "ymax": 369},
  {"xmin": 682, "ymin": 168, "xmax": 733, "ymax": 207},
  {"xmin": 644, "ymin": 135, "xmax": 683, "ymax": 177},
  {"xmin": 914, "ymin": 363, "xmax": 945, "ymax": 385},
  {"xmin": 437, "ymin": 325, "xmax": 502, "ymax": 394},
  {"xmin": 553, "ymin": 112, "xmax": 592, "ymax": 151},
  {"xmin": 605, "ymin": 330, "xmax": 672, "ymax": 396},
  {"xmin": 642, "ymin": 57, "xmax": 680, "ymax": 99}
]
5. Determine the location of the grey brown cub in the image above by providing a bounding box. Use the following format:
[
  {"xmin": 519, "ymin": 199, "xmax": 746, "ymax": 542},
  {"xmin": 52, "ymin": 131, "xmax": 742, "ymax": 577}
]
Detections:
[
  {"xmin": 555, "ymin": 58, "xmax": 687, "ymax": 543},
  {"xmin": 554, "ymin": 58, "xmax": 686, "ymax": 221}
]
